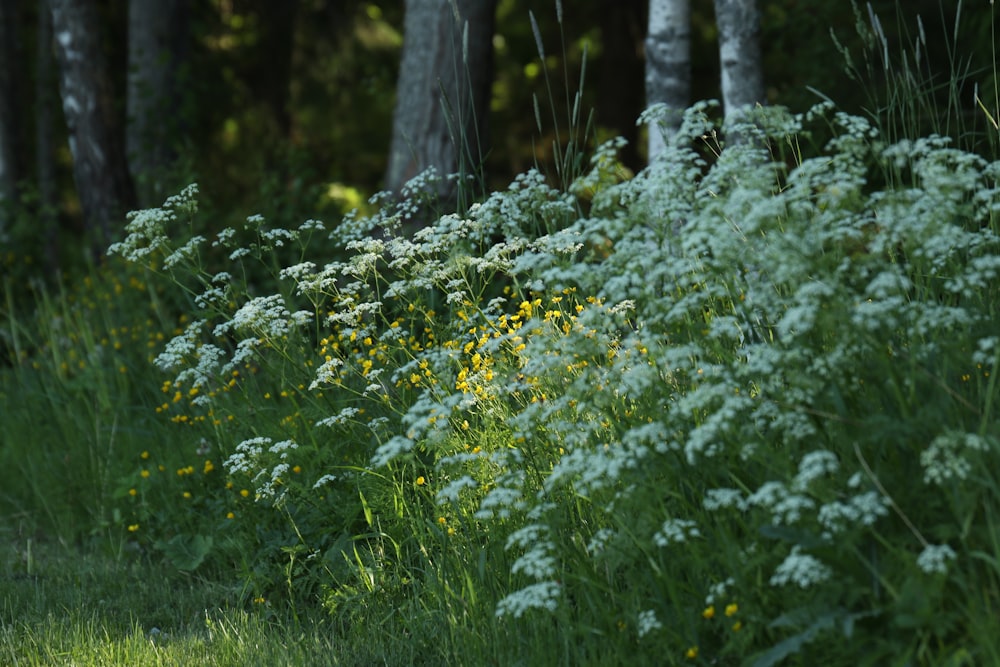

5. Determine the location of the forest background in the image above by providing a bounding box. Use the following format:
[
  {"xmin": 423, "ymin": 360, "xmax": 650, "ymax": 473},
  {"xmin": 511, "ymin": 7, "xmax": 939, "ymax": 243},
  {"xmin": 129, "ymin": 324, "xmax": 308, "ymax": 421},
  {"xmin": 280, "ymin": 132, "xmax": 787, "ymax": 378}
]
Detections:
[{"xmin": 1, "ymin": 0, "xmax": 996, "ymax": 281}]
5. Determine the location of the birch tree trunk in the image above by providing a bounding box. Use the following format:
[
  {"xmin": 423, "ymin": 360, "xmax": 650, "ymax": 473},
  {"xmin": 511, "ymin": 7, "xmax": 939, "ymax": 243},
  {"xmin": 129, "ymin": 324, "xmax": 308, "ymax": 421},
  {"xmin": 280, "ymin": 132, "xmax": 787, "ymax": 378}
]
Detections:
[
  {"xmin": 51, "ymin": 0, "xmax": 135, "ymax": 254},
  {"xmin": 713, "ymin": 0, "xmax": 765, "ymax": 130},
  {"xmin": 385, "ymin": 0, "xmax": 496, "ymax": 214},
  {"xmin": 644, "ymin": 0, "xmax": 690, "ymax": 159},
  {"xmin": 127, "ymin": 0, "xmax": 186, "ymax": 207}
]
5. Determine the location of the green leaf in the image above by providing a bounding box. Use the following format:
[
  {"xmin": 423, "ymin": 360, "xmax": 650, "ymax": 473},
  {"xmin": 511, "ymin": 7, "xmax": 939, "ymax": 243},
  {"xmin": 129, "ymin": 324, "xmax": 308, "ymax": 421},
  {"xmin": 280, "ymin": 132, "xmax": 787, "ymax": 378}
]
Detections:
[
  {"xmin": 155, "ymin": 534, "xmax": 214, "ymax": 571},
  {"xmin": 358, "ymin": 490, "xmax": 373, "ymax": 527},
  {"xmin": 747, "ymin": 608, "xmax": 843, "ymax": 667}
]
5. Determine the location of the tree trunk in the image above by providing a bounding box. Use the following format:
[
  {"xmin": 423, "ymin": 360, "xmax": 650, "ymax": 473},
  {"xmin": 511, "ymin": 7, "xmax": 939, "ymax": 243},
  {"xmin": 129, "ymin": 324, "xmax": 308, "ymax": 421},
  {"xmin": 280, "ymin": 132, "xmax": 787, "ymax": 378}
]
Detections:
[
  {"xmin": 36, "ymin": 0, "xmax": 60, "ymax": 272},
  {"xmin": 50, "ymin": 0, "xmax": 135, "ymax": 255},
  {"xmin": 645, "ymin": 0, "xmax": 691, "ymax": 159},
  {"xmin": 0, "ymin": 0, "xmax": 19, "ymax": 228},
  {"xmin": 598, "ymin": 0, "xmax": 646, "ymax": 171},
  {"xmin": 253, "ymin": 0, "xmax": 298, "ymax": 139},
  {"xmin": 713, "ymin": 0, "xmax": 765, "ymax": 128},
  {"xmin": 385, "ymin": 0, "xmax": 496, "ymax": 215},
  {"xmin": 127, "ymin": 0, "xmax": 187, "ymax": 207}
]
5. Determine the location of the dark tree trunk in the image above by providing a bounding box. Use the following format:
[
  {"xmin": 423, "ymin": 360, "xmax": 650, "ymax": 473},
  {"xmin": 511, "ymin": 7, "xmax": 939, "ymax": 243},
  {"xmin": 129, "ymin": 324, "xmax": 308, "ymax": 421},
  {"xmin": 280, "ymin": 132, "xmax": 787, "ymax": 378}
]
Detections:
[
  {"xmin": 36, "ymin": 0, "xmax": 60, "ymax": 271},
  {"xmin": 0, "ymin": 0, "xmax": 20, "ymax": 228},
  {"xmin": 254, "ymin": 0, "xmax": 298, "ymax": 138},
  {"xmin": 127, "ymin": 0, "xmax": 188, "ymax": 207},
  {"xmin": 598, "ymin": 0, "xmax": 646, "ymax": 171},
  {"xmin": 50, "ymin": 0, "xmax": 135, "ymax": 255},
  {"xmin": 385, "ymin": 0, "xmax": 497, "ymax": 215}
]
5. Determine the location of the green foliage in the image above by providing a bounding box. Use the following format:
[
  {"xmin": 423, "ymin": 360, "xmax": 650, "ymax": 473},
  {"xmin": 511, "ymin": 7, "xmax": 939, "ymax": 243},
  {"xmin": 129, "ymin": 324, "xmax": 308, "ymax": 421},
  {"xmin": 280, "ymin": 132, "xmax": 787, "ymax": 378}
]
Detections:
[
  {"xmin": 6, "ymin": 5, "xmax": 1000, "ymax": 664},
  {"xmin": 0, "ymin": 533, "xmax": 421, "ymax": 666},
  {"xmin": 92, "ymin": 92, "xmax": 1000, "ymax": 663}
]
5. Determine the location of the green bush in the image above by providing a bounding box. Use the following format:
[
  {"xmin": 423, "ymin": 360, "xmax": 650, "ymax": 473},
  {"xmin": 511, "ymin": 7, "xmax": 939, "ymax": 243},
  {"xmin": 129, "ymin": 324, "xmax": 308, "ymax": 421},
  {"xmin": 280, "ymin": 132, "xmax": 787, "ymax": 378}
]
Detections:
[{"xmin": 103, "ymin": 98, "xmax": 1000, "ymax": 664}]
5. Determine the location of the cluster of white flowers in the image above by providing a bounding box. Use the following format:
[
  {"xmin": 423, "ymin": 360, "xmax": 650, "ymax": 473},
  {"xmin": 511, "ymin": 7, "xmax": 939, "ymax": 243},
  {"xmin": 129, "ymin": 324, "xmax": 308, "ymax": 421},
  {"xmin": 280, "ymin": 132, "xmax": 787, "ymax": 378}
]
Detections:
[
  {"xmin": 216, "ymin": 294, "xmax": 309, "ymax": 341},
  {"xmin": 434, "ymin": 475, "xmax": 478, "ymax": 505},
  {"xmin": 636, "ymin": 609, "xmax": 663, "ymax": 639},
  {"xmin": 223, "ymin": 436, "xmax": 299, "ymax": 503},
  {"xmin": 154, "ymin": 320, "xmax": 205, "ymax": 372},
  {"xmin": 916, "ymin": 543, "xmax": 957, "ymax": 575},
  {"xmin": 921, "ymin": 431, "xmax": 990, "ymax": 486},
  {"xmin": 109, "ymin": 183, "xmax": 199, "ymax": 261},
  {"xmin": 653, "ymin": 518, "xmax": 701, "ymax": 547},
  {"xmin": 816, "ymin": 492, "xmax": 889, "ymax": 535},
  {"xmin": 117, "ymin": 94, "xmax": 1000, "ymax": 638},
  {"xmin": 494, "ymin": 581, "xmax": 561, "ymax": 619},
  {"xmin": 769, "ymin": 546, "xmax": 833, "ymax": 588}
]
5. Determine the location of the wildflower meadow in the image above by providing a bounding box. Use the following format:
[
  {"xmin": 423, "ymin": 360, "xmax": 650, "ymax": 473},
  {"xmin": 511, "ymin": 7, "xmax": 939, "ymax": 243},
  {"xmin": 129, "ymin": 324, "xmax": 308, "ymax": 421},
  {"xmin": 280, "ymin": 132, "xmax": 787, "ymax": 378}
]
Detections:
[
  {"xmin": 10, "ymin": 99, "xmax": 998, "ymax": 664},
  {"xmin": 5, "ymin": 12, "xmax": 1000, "ymax": 660}
]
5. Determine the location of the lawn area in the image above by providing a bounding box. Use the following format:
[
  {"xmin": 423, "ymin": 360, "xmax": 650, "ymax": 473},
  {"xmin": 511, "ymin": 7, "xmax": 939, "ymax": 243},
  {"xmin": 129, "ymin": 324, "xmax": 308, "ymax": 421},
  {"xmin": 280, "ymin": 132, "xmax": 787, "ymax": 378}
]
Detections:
[{"xmin": 0, "ymin": 530, "xmax": 424, "ymax": 666}]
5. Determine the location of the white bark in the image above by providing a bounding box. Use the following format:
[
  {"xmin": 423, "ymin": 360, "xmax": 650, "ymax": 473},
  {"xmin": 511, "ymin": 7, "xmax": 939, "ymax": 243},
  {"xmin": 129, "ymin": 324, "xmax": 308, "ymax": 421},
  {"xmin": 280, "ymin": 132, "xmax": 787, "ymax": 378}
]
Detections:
[
  {"xmin": 714, "ymin": 0, "xmax": 765, "ymax": 127},
  {"xmin": 51, "ymin": 0, "xmax": 134, "ymax": 251},
  {"xmin": 645, "ymin": 0, "xmax": 690, "ymax": 159}
]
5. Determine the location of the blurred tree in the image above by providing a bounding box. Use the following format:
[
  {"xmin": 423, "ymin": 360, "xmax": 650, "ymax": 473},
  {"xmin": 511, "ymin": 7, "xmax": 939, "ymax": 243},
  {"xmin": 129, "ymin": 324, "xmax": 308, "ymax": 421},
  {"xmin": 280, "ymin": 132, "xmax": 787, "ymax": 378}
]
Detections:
[
  {"xmin": 0, "ymin": 0, "xmax": 991, "ymax": 274},
  {"xmin": 36, "ymin": 0, "xmax": 60, "ymax": 271},
  {"xmin": 386, "ymin": 0, "xmax": 497, "ymax": 212},
  {"xmin": 127, "ymin": 0, "xmax": 189, "ymax": 206},
  {"xmin": 251, "ymin": 0, "xmax": 299, "ymax": 139},
  {"xmin": 50, "ymin": 0, "xmax": 135, "ymax": 255},
  {"xmin": 645, "ymin": 0, "xmax": 764, "ymax": 155},
  {"xmin": 597, "ymin": 0, "xmax": 646, "ymax": 170},
  {"xmin": 714, "ymin": 0, "xmax": 764, "ymax": 129},
  {"xmin": 644, "ymin": 0, "xmax": 691, "ymax": 158},
  {"xmin": 0, "ymin": 0, "xmax": 19, "ymax": 229}
]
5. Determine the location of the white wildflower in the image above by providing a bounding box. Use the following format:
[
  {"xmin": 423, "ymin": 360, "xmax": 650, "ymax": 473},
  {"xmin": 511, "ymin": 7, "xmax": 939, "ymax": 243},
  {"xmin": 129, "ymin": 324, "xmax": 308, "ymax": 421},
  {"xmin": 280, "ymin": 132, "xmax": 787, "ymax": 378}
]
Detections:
[
  {"xmin": 637, "ymin": 609, "xmax": 663, "ymax": 638},
  {"xmin": 586, "ymin": 528, "xmax": 615, "ymax": 555},
  {"xmin": 155, "ymin": 320, "xmax": 205, "ymax": 371},
  {"xmin": 792, "ymin": 450, "xmax": 839, "ymax": 491},
  {"xmin": 495, "ymin": 581, "xmax": 561, "ymax": 618},
  {"xmin": 312, "ymin": 474, "xmax": 338, "ymax": 490},
  {"xmin": 371, "ymin": 435, "xmax": 415, "ymax": 468},
  {"xmin": 163, "ymin": 235, "xmax": 205, "ymax": 269},
  {"xmin": 213, "ymin": 227, "xmax": 236, "ymax": 247},
  {"xmin": 268, "ymin": 439, "xmax": 298, "ymax": 456},
  {"xmin": 769, "ymin": 546, "xmax": 832, "ymax": 588},
  {"xmin": 921, "ymin": 431, "xmax": 989, "ymax": 486},
  {"xmin": 973, "ymin": 336, "xmax": 999, "ymax": 365},
  {"xmin": 705, "ymin": 578, "xmax": 736, "ymax": 606},
  {"xmin": 916, "ymin": 543, "xmax": 957, "ymax": 575},
  {"xmin": 653, "ymin": 518, "xmax": 701, "ymax": 547},
  {"xmin": 511, "ymin": 542, "xmax": 557, "ymax": 579},
  {"xmin": 315, "ymin": 406, "xmax": 359, "ymax": 428},
  {"xmin": 435, "ymin": 476, "xmax": 478, "ymax": 504},
  {"xmin": 310, "ymin": 358, "xmax": 345, "ymax": 389},
  {"xmin": 704, "ymin": 488, "xmax": 746, "ymax": 512},
  {"xmin": 474, "ymin": 485, "xmax": 525, "ymax": 520}
]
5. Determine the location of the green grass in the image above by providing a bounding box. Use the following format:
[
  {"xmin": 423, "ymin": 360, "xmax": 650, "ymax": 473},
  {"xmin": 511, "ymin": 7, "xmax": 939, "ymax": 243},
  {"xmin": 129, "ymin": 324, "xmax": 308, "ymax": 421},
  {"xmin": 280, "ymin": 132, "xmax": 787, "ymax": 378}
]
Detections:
[{"xmin": 0, "ymin": 531, "xmax": 433, "ymax": 666}]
